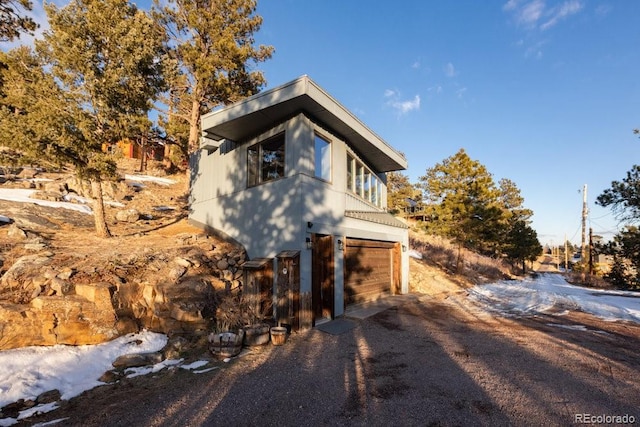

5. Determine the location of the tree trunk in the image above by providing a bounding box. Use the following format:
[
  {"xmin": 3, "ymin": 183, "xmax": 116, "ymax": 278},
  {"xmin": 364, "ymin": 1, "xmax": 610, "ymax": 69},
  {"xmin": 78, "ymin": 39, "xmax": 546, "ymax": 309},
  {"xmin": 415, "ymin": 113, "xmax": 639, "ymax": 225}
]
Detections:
[
  {"xmin": 185, "ymin": 98, "xmax": 202, "ymax": 192},
  {"xmin": 91, "ymin": 179, "xmax": 112, "ymax": 238},
  {"xmin": 188, "ymin": 98, "xmax": 201, "ymax": 154}
]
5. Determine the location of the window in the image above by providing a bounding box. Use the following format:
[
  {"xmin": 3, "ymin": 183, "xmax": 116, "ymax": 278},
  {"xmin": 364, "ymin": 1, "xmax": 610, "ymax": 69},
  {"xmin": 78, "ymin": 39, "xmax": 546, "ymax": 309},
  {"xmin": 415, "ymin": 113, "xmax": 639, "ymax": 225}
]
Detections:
[
  {"xmin": 347, "ymin": 155, "xmax": 354, "ymax": 191},
  {"xmin": 248, "ymin": 134, "xmax": 285, "ymax": 187},
  {"xmin": 314, "ymin": 134, "xmax": 331, "ymax": 181},
  {"xmin": 371, "ymin": 176, "xmax": 378, "ymax": 206},
  {"xmin": 355, "ymin": 163, "xmax": 364, "ymax": 197},
  {"xmin": 346, "ymin": 152, "xmax": 384, "ymax": 208},
  {"xmin": 363, "ymin": 170, "xmax": 371, "ymax": 201},
  {"xmin": 248, "ymin": 145, "xmax": 258, "ymax": 186}
]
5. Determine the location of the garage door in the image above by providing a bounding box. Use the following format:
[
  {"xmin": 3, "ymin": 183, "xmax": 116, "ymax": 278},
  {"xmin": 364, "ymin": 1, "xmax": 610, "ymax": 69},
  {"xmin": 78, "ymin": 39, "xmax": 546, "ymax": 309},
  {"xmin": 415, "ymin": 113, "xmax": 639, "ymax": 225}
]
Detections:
[{"xmin": 344, "ymin": 238, "xmax": 397, "ymax": 305}]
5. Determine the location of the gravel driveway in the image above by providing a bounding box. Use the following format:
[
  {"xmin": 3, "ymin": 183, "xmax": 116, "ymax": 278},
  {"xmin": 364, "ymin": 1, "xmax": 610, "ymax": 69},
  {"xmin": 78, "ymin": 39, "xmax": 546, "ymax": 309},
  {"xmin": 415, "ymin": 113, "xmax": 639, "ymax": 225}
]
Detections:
[{"xmin": 26, "ymin": 293, "xmax": 640, "ymax": 426}]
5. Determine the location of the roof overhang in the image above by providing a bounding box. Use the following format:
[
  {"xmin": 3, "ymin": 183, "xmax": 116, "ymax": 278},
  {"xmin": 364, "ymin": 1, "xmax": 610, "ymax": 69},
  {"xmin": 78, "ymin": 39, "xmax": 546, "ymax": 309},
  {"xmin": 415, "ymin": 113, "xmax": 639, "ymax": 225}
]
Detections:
[{"xmin": 200, "ymin": 75, "xmax": 407, "ymax": 172}]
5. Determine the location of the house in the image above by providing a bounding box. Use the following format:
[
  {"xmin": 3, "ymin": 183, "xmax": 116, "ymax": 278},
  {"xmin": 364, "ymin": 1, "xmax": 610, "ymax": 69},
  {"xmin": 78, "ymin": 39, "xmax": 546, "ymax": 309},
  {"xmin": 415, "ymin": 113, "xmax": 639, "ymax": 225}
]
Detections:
[
  {"xmin": 189, "ymin": 75, "xmax": 409, "ymax": 328},
  {"xmin": 102, "ymin": 138, "xmax": 164, "ymax": 161}
]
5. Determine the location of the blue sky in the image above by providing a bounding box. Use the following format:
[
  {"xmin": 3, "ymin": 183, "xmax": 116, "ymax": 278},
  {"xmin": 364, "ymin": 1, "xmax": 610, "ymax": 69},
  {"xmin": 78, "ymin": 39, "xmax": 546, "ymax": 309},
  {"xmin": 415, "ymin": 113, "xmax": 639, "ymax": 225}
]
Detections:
[
  {"xmin": 252, "ymin": 0, "xmax": 640, "ymax": 246},
  {"xmin": 3, "ymin": 0, "xmax": 639, "ymax": 247}
]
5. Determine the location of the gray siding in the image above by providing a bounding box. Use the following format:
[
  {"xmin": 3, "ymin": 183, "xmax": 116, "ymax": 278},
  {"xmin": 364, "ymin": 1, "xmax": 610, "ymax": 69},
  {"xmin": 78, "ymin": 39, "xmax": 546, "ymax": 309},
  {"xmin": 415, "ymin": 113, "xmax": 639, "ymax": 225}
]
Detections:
[{"xmin": 190, "ymin": 111, "xmax": 409, "ymax": 315}]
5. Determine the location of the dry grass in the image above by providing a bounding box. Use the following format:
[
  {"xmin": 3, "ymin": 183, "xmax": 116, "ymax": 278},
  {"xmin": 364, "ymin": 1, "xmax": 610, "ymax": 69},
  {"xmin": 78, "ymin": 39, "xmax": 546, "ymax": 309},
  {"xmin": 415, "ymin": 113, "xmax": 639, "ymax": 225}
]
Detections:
[{"xmin": 408, "ymin": 228, "xmax": 513, "ymax": 288}]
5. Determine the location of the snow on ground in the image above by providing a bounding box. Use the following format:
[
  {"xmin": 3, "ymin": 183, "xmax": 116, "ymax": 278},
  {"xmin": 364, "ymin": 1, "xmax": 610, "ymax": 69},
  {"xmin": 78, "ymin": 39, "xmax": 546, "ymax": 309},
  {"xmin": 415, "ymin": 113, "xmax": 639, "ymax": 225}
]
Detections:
[
  {"xmin": 0, "ymin": 331, "xmax": 215, "ymax": 426},
  {"xmin": 0, "ymin": 174, "xmax": 175, "ymax": 217},
  {"xmin": 468, "ymin": 273, "xmax": 640, "ymax": 323},
  {"xmin": 1, "ymin": 274, "xmax": 639, "ymax": 425},
  {"xmin": 0, "ymin": 189, "xmax": 93, "ymax": 215},
  {"xmin": 124, "ymin": 174, "xmax": 176, "ymax": 186}
]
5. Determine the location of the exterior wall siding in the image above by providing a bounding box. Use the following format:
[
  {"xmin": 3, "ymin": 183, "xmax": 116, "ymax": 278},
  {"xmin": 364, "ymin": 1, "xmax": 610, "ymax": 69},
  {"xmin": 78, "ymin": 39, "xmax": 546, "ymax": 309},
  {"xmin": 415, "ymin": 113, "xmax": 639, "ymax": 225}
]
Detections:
[{"xmin": 190, "ymin": 111, "xmax": 409, "ymax": 321}]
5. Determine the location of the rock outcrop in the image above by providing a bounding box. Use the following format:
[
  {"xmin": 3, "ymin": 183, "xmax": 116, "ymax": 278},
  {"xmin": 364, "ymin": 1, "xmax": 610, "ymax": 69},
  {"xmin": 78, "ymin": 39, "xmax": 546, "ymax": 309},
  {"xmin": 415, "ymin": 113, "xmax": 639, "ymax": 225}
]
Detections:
[{"xmin": 0, "ymin": 225, "xmax": 248, "ymax": 351}]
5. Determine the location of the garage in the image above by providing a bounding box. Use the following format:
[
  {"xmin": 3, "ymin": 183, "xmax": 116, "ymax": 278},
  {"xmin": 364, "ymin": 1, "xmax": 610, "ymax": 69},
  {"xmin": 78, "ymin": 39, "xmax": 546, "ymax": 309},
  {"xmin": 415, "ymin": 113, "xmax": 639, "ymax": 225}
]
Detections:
[{"xmin": 344, "ymin": 238, "xmax": 400, "ymax": 305}]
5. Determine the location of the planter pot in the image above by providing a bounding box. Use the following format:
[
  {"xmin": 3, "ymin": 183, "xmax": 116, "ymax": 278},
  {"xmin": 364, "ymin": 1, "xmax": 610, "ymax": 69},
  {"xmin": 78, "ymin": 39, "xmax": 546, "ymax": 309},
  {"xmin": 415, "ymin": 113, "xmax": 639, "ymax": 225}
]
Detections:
[
  {"xmin": 243, "ymin": 323, "xmax": 271, "ymax": 346},
  {"xmin": 208, "ymin": 330, "xmax": 244, "ymax": 358},
  {"xmin": 270, "ymin": 326, "xmax": 288, "ymax": 346}
]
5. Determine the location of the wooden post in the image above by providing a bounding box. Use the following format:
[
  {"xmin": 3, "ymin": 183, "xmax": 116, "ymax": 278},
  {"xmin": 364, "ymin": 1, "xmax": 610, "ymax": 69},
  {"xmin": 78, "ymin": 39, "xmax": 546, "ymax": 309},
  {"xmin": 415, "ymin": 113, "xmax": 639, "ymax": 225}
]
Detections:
[{"xmin": 276, "ymin": 251, "xmax": 300, "ymax": 331}]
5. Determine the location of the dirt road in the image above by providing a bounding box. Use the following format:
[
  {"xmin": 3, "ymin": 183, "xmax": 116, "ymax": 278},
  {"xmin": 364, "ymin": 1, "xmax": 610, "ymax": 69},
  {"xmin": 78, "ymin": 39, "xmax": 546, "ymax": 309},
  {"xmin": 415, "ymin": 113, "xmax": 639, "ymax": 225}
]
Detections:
[{"xmin": 25, "ymin": 292, "xmax": 640, "ymax": 426}]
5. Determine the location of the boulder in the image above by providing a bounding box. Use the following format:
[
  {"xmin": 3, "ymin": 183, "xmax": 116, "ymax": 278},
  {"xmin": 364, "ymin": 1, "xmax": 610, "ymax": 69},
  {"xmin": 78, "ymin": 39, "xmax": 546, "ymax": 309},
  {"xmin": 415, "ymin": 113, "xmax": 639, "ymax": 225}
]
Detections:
[
  {"xmin": 112, "ymin": 352, "xmax": 164, "ymax": 369},
  {"xmin": 30, "ymin": 294, "xmax": 118, "ymax": 345},
  {"xmin": 50, "ymin": 277, "xmax": 73, "ymax": 296},
  {"xmin": 170, "ymin": 303, "xmax": 203, "ymax": 323},
  {"xmin": 35, "ymin": 389, "xmax": 61, "ymax": 405},
  {"xmin": 116, "ymin": 208, "xmax": 140, "ymax": 223},
  {"xmin": 30, "ymin": 191, "xmax": 64, "ymax": 202},
  {"xmin": 0, "ymin": 254, "xmax": 51, "ymax": 291},
  {"xmin": 17, "ymin": 168, "xmax": 36, "ymax": 179},
  {"xmin": 7, "ymin": 223, "xmax": 27, "ymax": 239}
]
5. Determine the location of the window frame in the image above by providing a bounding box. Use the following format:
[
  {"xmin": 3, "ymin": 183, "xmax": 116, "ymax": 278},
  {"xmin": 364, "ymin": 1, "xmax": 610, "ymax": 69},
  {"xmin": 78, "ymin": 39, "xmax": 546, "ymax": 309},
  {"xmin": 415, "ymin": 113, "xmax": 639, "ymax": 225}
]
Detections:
[
  {"xmin": 247, "ymin": 133, "xmax": 286, "ymax": 187},
  {"xmin": 346, "ymin": 151, "xmax": 384, "ymax": 208},
  {"xmin": 314, "ymin": 133, "xmax": 332, "ymax": 182}
]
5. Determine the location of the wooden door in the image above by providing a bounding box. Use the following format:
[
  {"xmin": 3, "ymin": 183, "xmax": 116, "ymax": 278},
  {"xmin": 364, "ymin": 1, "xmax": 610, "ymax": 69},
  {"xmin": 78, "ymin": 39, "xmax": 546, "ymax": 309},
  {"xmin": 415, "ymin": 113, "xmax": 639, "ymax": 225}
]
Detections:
[{"xmin": 311, "ymin": 234, "xmax": 334, "ymax": 323}]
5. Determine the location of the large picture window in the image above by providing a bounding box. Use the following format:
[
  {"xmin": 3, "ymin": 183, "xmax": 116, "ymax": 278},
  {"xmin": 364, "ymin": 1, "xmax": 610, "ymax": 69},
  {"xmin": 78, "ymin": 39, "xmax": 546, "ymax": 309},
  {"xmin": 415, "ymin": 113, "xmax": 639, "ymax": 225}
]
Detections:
[
  {"xmin": 314, "ymin": 134, "xmax": 331, "ymax": 181},
  {"xmin": 248, "ymin": 134, "xmax": 285, "ymax": 187},
  {"xmin": 346, "ymin": 153, "xmax": 383, "ymax": 208}
]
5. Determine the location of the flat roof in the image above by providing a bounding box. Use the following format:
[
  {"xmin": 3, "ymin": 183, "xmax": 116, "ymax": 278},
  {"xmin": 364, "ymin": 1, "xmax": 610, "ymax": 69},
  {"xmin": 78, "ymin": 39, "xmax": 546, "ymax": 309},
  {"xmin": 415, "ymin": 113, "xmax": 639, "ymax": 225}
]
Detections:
[{"xmin": 200, "ymin": 75, "xmax": 407, "ymax": 172}]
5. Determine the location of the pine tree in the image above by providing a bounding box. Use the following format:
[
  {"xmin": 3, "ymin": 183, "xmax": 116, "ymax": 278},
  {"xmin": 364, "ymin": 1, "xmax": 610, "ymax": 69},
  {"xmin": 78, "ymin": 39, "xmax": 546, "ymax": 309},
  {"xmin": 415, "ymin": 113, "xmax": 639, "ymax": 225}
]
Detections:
[
  {"xmin": 504, "ymin": 220, "xmax": 542, "ymax": 274},
  {"xmin": 496, "ymin": 177, "xmax": 538, "ymax": 260},
  {"xmin": 153, "ymin": 0, "xmax": 274, "ymax": 170},
  {"xmin": 0, "ymin": 0, "xmax": 37, "ymax": 42},
  {"xmin": 418, "ymin": 149, "xmax": 502, "ymax": 261},
  {"xmin": 0, "ymin": 0, "xmax": 167, "ymax": 237},
  {"xmin": 387, "ymin": 171, "xmax": 419, "ymax": 215}
]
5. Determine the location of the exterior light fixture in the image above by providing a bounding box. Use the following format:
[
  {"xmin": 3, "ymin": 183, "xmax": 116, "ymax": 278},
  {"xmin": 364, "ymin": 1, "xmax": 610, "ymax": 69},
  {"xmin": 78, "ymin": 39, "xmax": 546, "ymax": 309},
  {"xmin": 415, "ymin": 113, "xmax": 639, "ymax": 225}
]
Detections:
[
  {"xmin": 402, "ymin": 245, "xmax": 407, "ymax": 252},
  {"xmin": 307, "ymin": 221, "xmax": 313, "ymax": 229},
  {"xmin": 338, "ymin": 239, "xmax": 344, "ymax": 251},
  {"xmin": 306, "ymin": 237, "xmax": 313, "ymax": 250}
]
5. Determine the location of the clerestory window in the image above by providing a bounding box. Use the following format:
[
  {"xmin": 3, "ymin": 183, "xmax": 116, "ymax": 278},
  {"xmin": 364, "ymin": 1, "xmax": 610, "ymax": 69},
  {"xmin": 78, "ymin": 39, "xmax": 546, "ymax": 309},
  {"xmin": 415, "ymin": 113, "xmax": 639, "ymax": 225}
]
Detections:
[{"xmin": 346, "ymin": 153, "xmax": 383, "ymax": 208}]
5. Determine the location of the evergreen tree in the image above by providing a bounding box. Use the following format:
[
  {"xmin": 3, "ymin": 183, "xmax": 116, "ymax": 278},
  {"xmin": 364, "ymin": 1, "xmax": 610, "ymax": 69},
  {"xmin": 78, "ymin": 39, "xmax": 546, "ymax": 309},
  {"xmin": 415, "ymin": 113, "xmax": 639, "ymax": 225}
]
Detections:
[
  {"xmin": 498, "ymin": 178, "xmax": 533, "ymax": 223},
  {"xmin": 596, "ymin": 164, "xmax": 640, "ymax": 223},
  {"xmin": 596, "ymin": 155, "xmax": 640, "ymax": 288},
  {"xmin": 504, "ymin": 220, "xmax": 543, "ymax": 274},
  {"xmin": 0, "ymin": 0, "xmax": 167, "ymax": 237},
  {"xmin": 0, "ymin": 47, "xmax": 74, "ymax": 166},
  {"xmin": 387, "ymin": 171, "xmax": 419, "ymax": 215},
  {"xmin": 0, "ymin": 0, "xmax": 37, "ymax": 42},
  {"xmin": 496, "ymin": 178, "xmax": 538, "ymax": 261},
  {"xmin": 601, "ymin": 227, "xmax": 640, "ymax": 289},
  {"xmin": 418, "ymin": 148, "xmax": 502, "ymax": 261},
  {"xmin": 153, "ymin": 0, "xmax": 274, "ymax": 167}
]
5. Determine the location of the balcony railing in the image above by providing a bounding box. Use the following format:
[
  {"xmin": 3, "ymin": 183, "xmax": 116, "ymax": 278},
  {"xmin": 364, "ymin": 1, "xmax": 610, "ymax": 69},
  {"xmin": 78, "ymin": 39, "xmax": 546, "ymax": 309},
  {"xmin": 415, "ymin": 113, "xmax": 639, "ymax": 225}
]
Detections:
[{"xmin": 345, "ymin": 192, "xmax": 383, "ymax": 212}]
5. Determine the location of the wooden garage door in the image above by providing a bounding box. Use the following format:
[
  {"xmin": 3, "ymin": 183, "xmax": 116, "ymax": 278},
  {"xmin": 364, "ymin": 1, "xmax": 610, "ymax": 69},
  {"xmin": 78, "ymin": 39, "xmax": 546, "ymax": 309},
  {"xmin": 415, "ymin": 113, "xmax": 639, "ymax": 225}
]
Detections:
[{"xmin": 344, "ymin": 238, "xmax": 395, "ymax": 305}]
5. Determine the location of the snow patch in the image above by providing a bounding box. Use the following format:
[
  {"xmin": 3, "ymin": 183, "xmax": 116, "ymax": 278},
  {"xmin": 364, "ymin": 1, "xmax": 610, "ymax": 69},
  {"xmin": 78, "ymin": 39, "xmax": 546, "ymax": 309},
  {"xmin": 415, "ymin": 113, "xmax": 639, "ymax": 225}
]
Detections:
[
  {"xmin": 468, "ymin": 274, "xmax": 640, "ymax": 323},
  {"xmin": 0, "ymin": 189, "xmax": 93, "ymax": 215},
  {"xmin": 124, "ymin": 174, "xmax": 176, "ymax": 186}
]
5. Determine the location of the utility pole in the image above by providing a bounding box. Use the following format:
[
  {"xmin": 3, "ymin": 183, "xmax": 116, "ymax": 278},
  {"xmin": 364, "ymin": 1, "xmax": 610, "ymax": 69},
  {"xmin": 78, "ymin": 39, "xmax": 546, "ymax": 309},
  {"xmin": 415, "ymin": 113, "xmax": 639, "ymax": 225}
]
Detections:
[
  {"xmin": 589, "ymin": 227, "xmax": 594, "ymax": 276},
  {"xmin": 564, "ymin": 234, "xmax": 568, "ymax": 272},
  {"xmin": 581, "ymin": 184, "xmax": 588, "ymax": 264}
]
